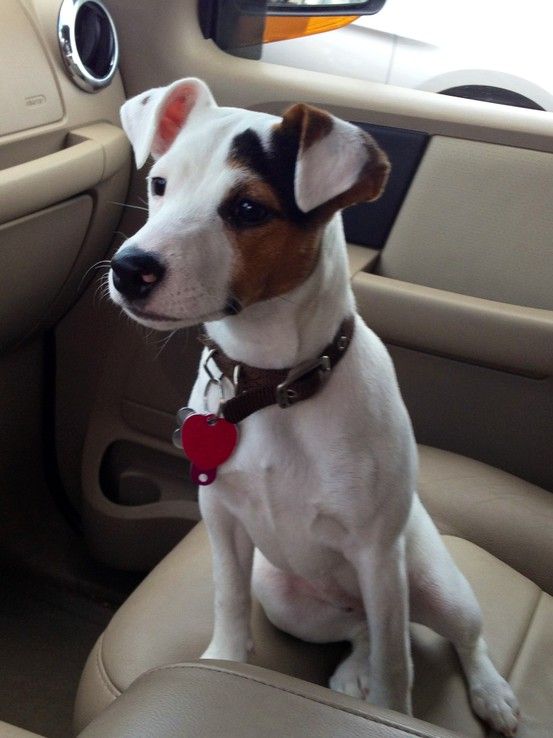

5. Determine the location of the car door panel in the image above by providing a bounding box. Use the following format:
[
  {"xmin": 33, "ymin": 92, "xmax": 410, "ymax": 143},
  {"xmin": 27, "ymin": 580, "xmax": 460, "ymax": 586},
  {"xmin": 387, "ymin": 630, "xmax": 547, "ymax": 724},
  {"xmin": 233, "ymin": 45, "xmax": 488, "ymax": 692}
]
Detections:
[
  {"xmin": 378, "ymin": 135, "xmax": 553, "ymax": 309},
  {"xmin": 0, "ymin": 0, "xmax": 63, "ymax": 136},
  {"xmin": 0, "ymin": 0, "xmax": 130, "ymax": 351}
]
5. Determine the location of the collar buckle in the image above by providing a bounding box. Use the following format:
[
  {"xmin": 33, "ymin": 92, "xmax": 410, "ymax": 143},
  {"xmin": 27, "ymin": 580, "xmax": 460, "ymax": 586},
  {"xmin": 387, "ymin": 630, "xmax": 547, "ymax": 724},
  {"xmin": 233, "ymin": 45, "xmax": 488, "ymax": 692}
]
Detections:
[{"xmin": 276, "ymin": 354, "xmax": 331, "ymax": 409}]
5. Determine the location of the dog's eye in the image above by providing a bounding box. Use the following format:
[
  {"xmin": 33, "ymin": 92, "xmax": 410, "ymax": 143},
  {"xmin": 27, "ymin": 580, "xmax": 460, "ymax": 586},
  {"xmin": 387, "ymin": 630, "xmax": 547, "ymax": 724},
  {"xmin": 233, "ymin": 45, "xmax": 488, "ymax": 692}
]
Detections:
[
  {"xmin": 151, "ymin": 177, "xmax": 167, "ymax": 197},
  {"xmin": 233, "ymin": 199, "xmax": 271, "ymax": 226}
]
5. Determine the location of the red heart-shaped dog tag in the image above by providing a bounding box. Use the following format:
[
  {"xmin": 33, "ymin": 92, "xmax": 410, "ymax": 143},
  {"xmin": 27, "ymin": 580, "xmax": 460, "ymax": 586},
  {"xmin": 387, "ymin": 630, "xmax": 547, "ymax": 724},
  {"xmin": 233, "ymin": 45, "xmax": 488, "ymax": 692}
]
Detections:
[
  {"xmin": 189, "ymin": 464, "xmax": 217, "ymax": 486},
  {"xmin": 181, "ymin": 413, "xmax": 238, "ymax": 471}
]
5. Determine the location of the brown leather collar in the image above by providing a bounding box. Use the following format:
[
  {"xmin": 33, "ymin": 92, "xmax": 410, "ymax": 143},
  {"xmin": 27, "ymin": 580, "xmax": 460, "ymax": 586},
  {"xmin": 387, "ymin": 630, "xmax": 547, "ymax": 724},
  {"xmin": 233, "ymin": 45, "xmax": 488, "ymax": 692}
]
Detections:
[{"xmin": 199, "ymin": 315, "xmax": 355, "ymax": 424}]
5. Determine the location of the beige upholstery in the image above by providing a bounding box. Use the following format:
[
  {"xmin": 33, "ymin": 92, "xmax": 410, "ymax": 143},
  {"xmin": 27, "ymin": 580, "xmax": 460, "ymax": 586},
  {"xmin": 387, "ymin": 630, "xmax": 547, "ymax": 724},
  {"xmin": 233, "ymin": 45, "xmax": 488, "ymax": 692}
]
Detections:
[
  {"xmin": 0, "ymin": 723, "xmax": 43, "ymax": 738},
  {"xmin": 79, "ymin": 662, "xmax": 461, "ymax": 738},
  {"xmin": 74, "ymin": 446, "xmax": 553, "ymax": 737},
  {"xmin": 417, "ymin": 446, "xmax": 553, "ymax": 595}
]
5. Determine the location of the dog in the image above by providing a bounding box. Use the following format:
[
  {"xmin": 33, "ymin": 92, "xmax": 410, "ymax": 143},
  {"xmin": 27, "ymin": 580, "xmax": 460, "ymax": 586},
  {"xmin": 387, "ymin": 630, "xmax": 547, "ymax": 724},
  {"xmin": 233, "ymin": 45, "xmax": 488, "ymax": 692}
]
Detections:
[{"xmin": 109, "ymin": 78, "xmax": 519, "ymax": 736}]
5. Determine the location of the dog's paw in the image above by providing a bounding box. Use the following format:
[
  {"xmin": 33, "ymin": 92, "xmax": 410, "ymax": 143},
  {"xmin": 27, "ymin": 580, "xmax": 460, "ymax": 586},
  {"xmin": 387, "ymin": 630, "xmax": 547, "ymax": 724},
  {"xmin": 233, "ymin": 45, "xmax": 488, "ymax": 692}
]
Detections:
[
  {"xmin": 470, "ymin": 676, "xmax": 520, "ymax": 737},
  {"xmin": 329, "ymin": 658, "xmax": 370, "ymax": 700}
]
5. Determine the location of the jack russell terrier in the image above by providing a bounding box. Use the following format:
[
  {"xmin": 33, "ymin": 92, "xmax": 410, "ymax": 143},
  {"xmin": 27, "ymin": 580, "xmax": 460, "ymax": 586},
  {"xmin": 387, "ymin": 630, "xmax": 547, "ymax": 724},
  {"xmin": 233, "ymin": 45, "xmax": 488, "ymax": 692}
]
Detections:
[{"xmin": 109, "ymin": 78, "xmax": 519, "ymax": 736}]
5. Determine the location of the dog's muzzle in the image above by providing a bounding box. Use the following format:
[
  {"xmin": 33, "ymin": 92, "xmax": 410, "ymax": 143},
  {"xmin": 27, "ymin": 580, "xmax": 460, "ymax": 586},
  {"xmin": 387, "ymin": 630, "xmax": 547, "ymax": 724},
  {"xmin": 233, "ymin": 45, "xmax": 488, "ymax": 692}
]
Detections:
[{"xmin": 111, "ymin": 246, "xmax": 165, "ymax": 301}]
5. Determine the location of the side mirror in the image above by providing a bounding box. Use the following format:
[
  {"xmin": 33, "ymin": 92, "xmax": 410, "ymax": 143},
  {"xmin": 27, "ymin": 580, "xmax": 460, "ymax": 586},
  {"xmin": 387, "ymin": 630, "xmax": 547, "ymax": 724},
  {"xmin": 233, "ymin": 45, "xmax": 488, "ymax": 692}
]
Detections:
[{"xmin": 200, "ymin": 0, "xmax": 386, "ymax": 57}]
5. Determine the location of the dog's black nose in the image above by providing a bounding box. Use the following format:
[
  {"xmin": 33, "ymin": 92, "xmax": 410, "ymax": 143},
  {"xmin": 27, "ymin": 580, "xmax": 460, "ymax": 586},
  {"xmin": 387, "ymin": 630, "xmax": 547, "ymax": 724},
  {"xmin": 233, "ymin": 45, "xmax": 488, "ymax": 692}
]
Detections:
[{"xmin": 111, "ymin": 247, "xmax": 165, "ymax": 301}]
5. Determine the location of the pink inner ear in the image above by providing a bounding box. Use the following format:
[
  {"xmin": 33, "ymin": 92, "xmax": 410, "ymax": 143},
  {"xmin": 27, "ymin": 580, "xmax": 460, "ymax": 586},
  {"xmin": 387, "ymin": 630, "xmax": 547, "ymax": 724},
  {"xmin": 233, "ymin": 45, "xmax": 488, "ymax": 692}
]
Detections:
[{"xmin": 157, "ymin": 89, "xmax": 197, "ymax": 152}]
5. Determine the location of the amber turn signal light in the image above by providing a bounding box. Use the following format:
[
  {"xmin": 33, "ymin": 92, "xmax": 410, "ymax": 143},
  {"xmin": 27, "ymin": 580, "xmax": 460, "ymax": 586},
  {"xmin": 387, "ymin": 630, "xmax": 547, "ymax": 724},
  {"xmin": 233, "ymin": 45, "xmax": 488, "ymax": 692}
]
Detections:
[{"xmin": 263, "ymin": 15, "xmax": 358, "ymax": 44}]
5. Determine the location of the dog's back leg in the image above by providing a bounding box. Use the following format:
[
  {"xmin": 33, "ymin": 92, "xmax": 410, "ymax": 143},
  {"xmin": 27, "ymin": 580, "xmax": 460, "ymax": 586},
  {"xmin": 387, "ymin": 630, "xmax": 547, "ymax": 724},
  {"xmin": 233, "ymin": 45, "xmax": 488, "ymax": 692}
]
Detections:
[
  {"xmin": 252, "ymin": 549, "xmax": 370, "ymax": 698},
  {"xmin": 407, "ymin": 495, "xmax": 520, "ymax": 737}
]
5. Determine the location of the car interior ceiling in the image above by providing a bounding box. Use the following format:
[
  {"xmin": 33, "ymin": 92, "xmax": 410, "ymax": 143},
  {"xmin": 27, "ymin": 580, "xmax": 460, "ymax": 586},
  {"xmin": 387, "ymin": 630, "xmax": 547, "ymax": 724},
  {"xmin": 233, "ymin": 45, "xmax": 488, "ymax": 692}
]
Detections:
[{"xmin": 0, "ymin": 1, "xmax": 552, "ymax": 737}]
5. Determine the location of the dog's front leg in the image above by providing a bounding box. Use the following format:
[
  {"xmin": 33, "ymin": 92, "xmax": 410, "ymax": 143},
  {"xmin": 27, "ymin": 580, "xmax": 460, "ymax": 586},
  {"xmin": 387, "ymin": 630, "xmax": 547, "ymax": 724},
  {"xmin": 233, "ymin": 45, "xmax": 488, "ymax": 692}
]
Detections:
[
  {"xmin": 200, "ymin": 493, "xmax": 254, "ymax": 662},
  {"xmin": 350, "ymin": 535, "xmax": 413, "ymax": 714}
]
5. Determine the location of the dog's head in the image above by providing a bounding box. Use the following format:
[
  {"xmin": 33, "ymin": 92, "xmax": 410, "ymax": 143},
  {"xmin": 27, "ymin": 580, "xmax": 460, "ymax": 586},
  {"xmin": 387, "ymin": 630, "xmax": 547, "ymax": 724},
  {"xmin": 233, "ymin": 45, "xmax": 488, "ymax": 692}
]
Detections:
[{"xmin": 109, "ymin": 78, "xmax": 390, "ymax": 330}]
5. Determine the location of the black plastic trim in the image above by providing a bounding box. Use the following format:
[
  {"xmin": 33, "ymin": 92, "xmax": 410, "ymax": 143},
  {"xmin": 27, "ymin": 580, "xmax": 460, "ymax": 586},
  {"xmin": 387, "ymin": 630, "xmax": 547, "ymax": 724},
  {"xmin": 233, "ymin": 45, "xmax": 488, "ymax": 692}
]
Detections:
[
  {"xmin": 198, "ymin": 0, "xmax": 266, "ymax": 59},
  {"xmin": 441, "ymin": 86, "xmax": 544, "ymax": 112},
  {"xmin": 198, "ymin": 0, "xmax": 216, "ymax": 38},
  {"xmin": 265, "ymin": 0, "xmax": 386, "ymax": 16}
]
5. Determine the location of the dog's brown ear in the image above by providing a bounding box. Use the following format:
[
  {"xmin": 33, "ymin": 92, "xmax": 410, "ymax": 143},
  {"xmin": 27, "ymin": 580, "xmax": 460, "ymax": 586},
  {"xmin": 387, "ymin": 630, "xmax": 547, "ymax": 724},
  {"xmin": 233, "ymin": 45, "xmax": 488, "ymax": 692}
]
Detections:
[
  {"xmin": 281, "ymin": 103, "xmax": 390, "ymax": 214},
  {"xmin": 120, "ymin": 78, "xmax": 216, "ymax": 168}
]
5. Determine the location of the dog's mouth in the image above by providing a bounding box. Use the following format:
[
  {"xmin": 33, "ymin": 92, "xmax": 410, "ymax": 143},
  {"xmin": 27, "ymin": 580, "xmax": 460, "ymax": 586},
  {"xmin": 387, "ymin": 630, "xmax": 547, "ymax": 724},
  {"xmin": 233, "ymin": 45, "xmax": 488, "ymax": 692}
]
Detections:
[
  {"xmin": 125, "ymin": 305, "xmax": 182, "ymax": 323},
  {"xmin": 123, "ymin": 303, "xmax": 226, "ymax": 328}
]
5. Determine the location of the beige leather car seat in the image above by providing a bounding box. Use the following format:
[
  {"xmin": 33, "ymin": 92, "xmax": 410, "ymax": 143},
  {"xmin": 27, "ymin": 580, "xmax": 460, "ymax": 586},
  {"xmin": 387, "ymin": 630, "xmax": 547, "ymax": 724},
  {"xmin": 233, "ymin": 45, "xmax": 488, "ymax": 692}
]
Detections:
[
  {"xmin": 74, "ymin": 445, "xmax": 553, "ymax": 738},
  {"xmin": 79, "ymin": 661, "xmax": 463, "ymax": 738}
]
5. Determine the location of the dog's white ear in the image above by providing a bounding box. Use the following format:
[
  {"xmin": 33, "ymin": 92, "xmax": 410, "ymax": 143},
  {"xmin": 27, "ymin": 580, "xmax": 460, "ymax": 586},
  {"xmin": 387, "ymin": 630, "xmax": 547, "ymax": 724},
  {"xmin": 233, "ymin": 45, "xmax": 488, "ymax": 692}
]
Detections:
[
  {"xmin": 120, "ymin": 78, "xmax": 216, "ymax": 168},
  {"xmin": 281, "ymin": 104, "xmax": 390, "ymax": 214}
]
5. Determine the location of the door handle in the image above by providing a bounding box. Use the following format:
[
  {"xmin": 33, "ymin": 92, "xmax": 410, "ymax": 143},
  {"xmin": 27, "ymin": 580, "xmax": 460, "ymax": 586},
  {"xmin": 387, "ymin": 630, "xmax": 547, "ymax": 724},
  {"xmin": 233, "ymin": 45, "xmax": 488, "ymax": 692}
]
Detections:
[{"xmin": 0, "ymin": 122, "xmax": 130, "ymax": 225}]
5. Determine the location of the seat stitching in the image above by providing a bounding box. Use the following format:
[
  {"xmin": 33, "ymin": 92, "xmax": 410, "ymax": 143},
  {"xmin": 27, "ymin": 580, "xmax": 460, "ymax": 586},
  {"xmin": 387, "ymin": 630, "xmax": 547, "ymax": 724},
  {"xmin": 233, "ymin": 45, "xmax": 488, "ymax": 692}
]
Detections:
[
  {"xmin": 143, "ymin": 662, "xmax": 450, "ymax": 738},
  {"xmin": 96, "ymin": 633, "xmax": 121, "ymax": 699},
  {"xmin": 506, "ymin": 590, "xmax": 544, "ymax": 681}
]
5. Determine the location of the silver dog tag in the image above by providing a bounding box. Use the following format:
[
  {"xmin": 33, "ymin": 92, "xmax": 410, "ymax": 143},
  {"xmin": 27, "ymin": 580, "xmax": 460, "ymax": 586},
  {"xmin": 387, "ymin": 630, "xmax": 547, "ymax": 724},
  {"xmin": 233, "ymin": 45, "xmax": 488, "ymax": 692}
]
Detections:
[
  {"xmin": 177, "ymin": 406, "xmax": 195, "ymax": 425},
  {"xmin": 172, "ymin": 407, "xmax": 195, "ymax": 448}
]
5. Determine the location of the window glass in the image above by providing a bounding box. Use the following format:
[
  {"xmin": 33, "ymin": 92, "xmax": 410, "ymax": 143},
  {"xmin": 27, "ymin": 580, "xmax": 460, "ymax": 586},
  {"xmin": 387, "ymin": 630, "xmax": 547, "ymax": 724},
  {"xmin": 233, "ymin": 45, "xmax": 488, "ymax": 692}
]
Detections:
[{"xmin": 262, "ymin": 0, "xmax": 550, "ymax": 111}]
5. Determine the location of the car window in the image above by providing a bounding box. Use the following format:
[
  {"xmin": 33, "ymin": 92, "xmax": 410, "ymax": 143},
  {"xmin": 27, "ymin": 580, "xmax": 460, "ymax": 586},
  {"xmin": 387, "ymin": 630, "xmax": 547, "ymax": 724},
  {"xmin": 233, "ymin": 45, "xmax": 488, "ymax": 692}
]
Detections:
[{"xmin": 262, "ymin": 0, "xmax": 551, "ymax": 111}]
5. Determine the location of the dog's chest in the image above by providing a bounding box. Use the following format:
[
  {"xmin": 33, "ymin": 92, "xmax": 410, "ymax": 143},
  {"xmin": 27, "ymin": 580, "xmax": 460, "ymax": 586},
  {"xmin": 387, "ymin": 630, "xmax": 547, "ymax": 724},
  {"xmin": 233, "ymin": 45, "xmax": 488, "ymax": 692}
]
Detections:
[
  {"xmin": 218, "ymin": 471, "xmax": 345, "ymax": 579},
  {"xmin": 206, "ymin": 408, "xmax": 357, "ymax": 578}
]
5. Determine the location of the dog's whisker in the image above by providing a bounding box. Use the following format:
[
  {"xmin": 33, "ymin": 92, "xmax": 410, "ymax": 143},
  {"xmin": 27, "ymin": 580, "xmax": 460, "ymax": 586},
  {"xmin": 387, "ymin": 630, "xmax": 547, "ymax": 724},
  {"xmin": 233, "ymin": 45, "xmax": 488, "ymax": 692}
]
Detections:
[
  {"xmin": 110, "ymin": 201, "xmax": 149, "ymax": 212},
  {"xmin": 78, "ymin": 260, "xmax": 111, "ymax": 292},
  {"xmin": 154, "ymin": 329, "xmax": 178, "ymax": 360},
  {"xmin": 94, "ymin": 272, "xmax": 107, "ymax": 290},
  {"xmin": 93, "ymin": 284, "xmax": 105, "ymax": 307},
  {"xmin": 92, "ymin": 272, "xmax": 112, "ymax": 306},
  {"xmin": 95, "ymin": 288, "xmax": 111, "ymax": 306}
]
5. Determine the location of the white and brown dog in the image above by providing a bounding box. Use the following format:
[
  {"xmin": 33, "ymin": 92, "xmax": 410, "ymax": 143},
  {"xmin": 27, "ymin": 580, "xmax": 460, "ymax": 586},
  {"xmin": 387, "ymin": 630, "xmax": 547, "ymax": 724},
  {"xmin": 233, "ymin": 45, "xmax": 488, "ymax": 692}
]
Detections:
[{"xmin": 109, "ymin": 78, "xmax": 519, "ymax": 735}]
